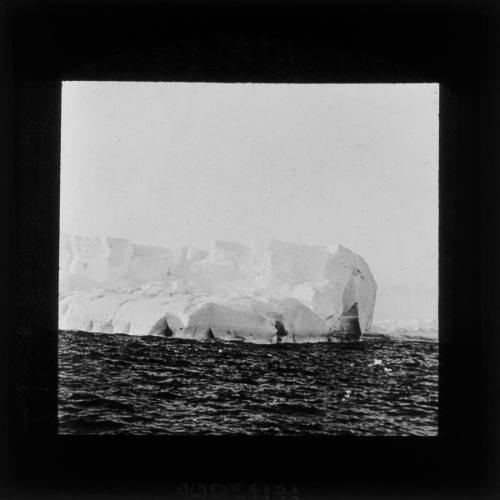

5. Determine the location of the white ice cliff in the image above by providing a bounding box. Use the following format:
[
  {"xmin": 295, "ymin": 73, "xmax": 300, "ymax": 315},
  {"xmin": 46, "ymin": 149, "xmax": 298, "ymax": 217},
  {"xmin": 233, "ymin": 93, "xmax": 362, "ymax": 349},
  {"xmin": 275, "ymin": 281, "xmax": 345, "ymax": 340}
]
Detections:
[{"xmin": 58, "ymin": 234, "xmax": 377, "ymax": 343}]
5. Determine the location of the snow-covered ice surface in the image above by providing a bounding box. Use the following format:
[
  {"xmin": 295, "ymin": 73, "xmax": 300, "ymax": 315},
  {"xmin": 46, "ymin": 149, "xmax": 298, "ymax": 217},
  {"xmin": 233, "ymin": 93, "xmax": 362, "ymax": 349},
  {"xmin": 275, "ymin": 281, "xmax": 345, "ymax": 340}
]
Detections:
[{"xmin": 59, "ymin": 234, "xmax": 378, "ymax": 343}]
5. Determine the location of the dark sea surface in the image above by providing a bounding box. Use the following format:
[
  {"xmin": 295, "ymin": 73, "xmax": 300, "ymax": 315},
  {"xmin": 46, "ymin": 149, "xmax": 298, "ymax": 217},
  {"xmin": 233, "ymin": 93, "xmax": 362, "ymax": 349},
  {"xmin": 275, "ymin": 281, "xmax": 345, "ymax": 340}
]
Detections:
[{"xmin": 58, "ymin": 330, "xmax": 438, "ymax": 435}]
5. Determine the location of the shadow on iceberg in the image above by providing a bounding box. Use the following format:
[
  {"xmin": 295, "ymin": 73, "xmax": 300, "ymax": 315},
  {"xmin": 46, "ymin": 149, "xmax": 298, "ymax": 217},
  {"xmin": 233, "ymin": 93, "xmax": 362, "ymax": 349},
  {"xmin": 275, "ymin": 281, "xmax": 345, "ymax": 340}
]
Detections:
[{"xmin": 148, "ymin": 317, "xmax": 175, "ymax": 337}]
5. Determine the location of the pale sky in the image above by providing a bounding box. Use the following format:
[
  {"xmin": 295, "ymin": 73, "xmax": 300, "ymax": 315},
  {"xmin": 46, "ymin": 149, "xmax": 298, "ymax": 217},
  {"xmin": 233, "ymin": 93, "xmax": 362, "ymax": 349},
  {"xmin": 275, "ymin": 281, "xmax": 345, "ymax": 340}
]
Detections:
[{"xmin": 60, "ymin": 82, "xmax": 439, "ymax": 321}]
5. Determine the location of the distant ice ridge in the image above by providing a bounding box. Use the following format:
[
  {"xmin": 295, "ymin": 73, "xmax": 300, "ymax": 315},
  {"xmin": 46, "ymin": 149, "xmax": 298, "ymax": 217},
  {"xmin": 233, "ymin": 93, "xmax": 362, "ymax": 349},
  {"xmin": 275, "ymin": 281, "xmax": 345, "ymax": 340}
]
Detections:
[
  {"xmin": 58, "ymin": 234, "xmax": 377, "ymax": 344},
  {"xmin": 371, "ymin": 318, "xmax": 438, "ymax": 339}
]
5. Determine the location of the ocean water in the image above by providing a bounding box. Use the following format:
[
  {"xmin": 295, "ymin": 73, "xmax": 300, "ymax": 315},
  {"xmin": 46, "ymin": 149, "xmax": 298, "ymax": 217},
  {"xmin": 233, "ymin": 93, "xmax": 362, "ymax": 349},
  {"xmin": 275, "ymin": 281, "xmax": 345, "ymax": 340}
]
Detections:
[{"xmin": 58, "ymin": 331, "xmax": 438, "ymax": 436}]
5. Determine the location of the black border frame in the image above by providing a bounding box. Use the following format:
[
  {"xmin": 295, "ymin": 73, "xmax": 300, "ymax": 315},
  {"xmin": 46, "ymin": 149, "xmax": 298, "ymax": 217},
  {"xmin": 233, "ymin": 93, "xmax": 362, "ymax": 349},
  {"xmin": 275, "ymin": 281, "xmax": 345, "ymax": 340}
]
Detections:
[{"xmin": 6, "ymin": 0, "xmax": 500, "ymax": 499}]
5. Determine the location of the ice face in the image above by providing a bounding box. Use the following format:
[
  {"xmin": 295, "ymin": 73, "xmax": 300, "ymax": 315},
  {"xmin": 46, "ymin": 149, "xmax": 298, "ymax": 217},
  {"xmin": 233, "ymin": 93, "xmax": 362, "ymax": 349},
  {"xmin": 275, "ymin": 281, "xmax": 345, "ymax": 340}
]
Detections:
[{"xmin": 58, "ymin": 234, "xmax": 377, "ymax": 343}]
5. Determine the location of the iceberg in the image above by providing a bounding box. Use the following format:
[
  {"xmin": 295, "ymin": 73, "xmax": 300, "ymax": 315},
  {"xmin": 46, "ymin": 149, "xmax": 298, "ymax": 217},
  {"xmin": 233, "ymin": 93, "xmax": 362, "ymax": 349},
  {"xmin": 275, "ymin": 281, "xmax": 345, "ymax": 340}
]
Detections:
[
  {"xmin": 371, "ymin": 318, "xmax": 438, "ymax": 339},
  {"xmin": 59, "ymin": 234, "xmax": 377, "ymax": 344}
]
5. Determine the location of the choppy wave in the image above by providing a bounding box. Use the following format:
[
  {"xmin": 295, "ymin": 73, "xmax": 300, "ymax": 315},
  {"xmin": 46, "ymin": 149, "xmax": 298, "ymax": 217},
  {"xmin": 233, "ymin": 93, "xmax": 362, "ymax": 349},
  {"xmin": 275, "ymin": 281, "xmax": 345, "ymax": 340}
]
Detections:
[{"xmin": 59, "ymin": 329, "xmax": 438, "ymax": 435}]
